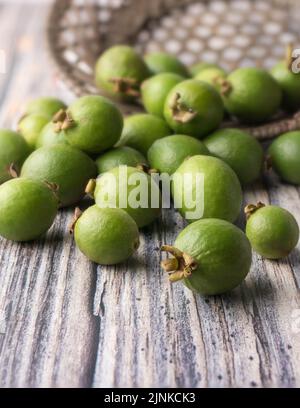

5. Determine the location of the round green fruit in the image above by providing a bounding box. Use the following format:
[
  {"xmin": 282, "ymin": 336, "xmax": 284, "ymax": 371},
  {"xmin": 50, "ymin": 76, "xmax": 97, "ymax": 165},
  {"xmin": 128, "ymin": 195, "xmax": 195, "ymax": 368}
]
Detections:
[
  {"xmin": 117, "ymin": 113, "xmax": 171, "ymax": 156},
  {"xmin": 18, "ymin": 114, "xmax": 49, "ymax": 150},
  {"xmin": 54, "ymin": 95, "xmax": 123, "ymax": 154},
  {"xmin": 94, "ymin": 166, "xmax": 161, "ymax": 228},
  {"xmin": 271, "ymin": 61, "xmax": 300, "ymax": 111},
  {"xmin": 96, "ymin": 146, "xmax": 147, "ymax": 174},
  {"xmin": 190, "ymin": 62, "xmax": 221, "ymax": 77},
  {"xmin": 0, "ymin": 178, "xmax": 58, "ymax": 242},
  {"xmin": 172, "ymin": 155, "xmax": 242, "ymax": 223},
  {"xmin": 204, "ymin": 128, "xmax": 264, "ymax": 185},
  {"xmin": 25, "ymin": 97, "xmax": 66, "ymax": 118},
  {"xmin": 144, "ymin": 52, "xmax": 189, "ymax": 77},
  {"xmin": 223, "ymin": 67, "xmax": 282, "ymax": 123},
  {"xmin": 268, "ymin": 131, "xmax": 300, "ymax": 185},
  {"xmin": 245, "ymin": 203, "xmax": 299, "ymax": 259},
  {"xmin": 74, "ymin": 206, "xmax": 140, "ymax": 265},
  {"xmin": 21, "ymin": 145, "xmax": 97, "ymax": 207},
  {"xmin": 141, "ymin": 73, "xmax": 184, "ymax": 118},
  {"xmin": 164, "ymin": 79, "xmax": 224, "ymax": 138},
  {"xmin": 195, "ymin": 67, "xmax": 227, "ymax": 92},
  {"xmin": 161, "ymin": 218, "xmax": 252, "ymax": 295},
  {"xmin": 0, "ymin": 129, "xmax": 30, "ymax": 185},
  {"xmin": 95, "ymin": 45, "xmax": 150, "ymax": 101},
  {"xmin": 36, "ymin": 121, "xmax": 69, "ymax": 148},
  {"xmin": 148, "ymin": 134, "xmax": 209, "ymax": 175}
]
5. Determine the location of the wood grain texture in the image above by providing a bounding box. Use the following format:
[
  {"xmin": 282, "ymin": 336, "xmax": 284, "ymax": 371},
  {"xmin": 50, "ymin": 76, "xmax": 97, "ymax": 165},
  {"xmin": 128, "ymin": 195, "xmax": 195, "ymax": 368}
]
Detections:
[{"xmin": 0, "ymin": 1, "xmax": 300, "ymax": 388}]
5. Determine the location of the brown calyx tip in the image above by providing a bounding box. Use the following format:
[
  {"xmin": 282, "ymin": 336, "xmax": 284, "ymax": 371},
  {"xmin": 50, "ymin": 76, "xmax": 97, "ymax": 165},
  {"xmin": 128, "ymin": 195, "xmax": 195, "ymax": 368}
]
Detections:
[
  {"xmin": 215, "ymin": 77, "xmax": 232, "ymax": 96},
  {"xmin": 7, "ymin": 163, "xmax": 19, "ymax": 178},
  {"xmin": 161, "ymin": 245, "xmax": 198, "ymax": 283},
  {"xmin": 53, "ymin": 109, "xmax": 75, "ymax": 133},
  {"xmin": 85, "ymin": 179, "xmax": 96, "ymax": 197},
  {"xmin": 265, "ymin": 154, "xmax": 273, "ymax": 171},
  {"xmin": 244, "ymin": 202, "xmax": 266, "ymax": 220},
  {"xmin": 69, "ymin": 207, "xmax": 82, "ymax": 235},
  {"xmin": 109, "ymin": 77, "xmax": 140, "ymax": 98},
  {"xmin": 169, "ymin": 92, "xmax": 198, "ymax": 124},
  {"xmin": 136, "ymin": 163, "xmax": 159, "ymax": 175}
]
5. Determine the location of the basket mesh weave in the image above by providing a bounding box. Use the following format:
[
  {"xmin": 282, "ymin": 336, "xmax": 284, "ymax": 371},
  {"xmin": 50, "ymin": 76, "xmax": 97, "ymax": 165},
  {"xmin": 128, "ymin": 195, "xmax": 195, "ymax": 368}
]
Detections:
[{"xmin": 47, "ymin": 0, "xmax": 300, "ymax": 139}]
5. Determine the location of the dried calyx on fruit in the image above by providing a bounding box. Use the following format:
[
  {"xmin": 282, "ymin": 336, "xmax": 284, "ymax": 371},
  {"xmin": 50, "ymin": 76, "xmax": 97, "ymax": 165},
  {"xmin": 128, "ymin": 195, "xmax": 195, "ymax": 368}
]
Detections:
[
  {"xmin": 161, "ymin": 245, "xmax": 198, "ymax": 282},
  {"xmin": 168, "ymin": 92, "xmax": 198, "ymax": 124},
  {"xmin": 53, "ymin": 109, "xmax": 75, "ymax": 132}
]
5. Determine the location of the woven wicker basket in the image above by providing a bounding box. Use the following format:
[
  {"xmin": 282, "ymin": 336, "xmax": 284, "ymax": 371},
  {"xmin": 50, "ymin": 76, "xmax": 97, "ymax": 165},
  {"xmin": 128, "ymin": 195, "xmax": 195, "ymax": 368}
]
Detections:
[{"xmin": 47, "ymin": 0, "xmax": 300, "ymax": 140}]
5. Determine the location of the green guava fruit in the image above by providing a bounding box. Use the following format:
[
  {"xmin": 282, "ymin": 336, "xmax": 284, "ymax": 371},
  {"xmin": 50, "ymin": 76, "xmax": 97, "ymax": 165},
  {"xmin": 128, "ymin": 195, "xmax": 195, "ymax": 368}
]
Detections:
[
  {"xmin": 0, "ymin": 178, "xmax": 58, "ymax": 242},
  {"xmin": 141, "ymin": 73, "xmax": 184, "ymax": 118},
  {"xmin": 95, "ymin": 45, "xmax": 150, "ymax": 101},
  {"xmin": 36, "ymin": 122, "xmax": 69, "ymax": 149},
  {"xmin": 0, "ymin": 129, "xmax": 30, "ymax": 185},
  {"xmin": 74, "ymin": 206, "xmax": 140, "ymax": 265},
  {"xmin": 21, "ymin": 144, "xmax": 97, "ymax": 207},
  {"xmin": 96, "ymin": 146, "xmax": 147, "ymax": 174},
  {"xmin": 172, "ymin": 155, "xmax": 242, "ymax": 223},
  {"xmin": 195, "ymin": 67, "xmax": 227, "ymax": 92},
  {"xmin": 271, "ymin": 61, "xmax": 300, "ymax": 111},
  {"xmin": 268, "ymin": 131, "xmax": 300, "ymax": 185},
  {"xmin": 161, "ymin": 218, "xmax": 252, "ymax": 295},
  {"xmin": 117, "ymin": 113, "xmax": 171, "ymax": 155},
  {"xmin": 93, "ymin": 166, "xmax": 161, "ymax": 228},
  {"xmin": 52, "ymin": 95, "xmax": 123, "ymax": 154},
  {"xmin": 245, "ymin": 202, "xmax": 299, "ymax": 259},
  {"xmin": 25, "ymin": 97, "xmax": 66, "ymax": 118},
  {"xmin": 144, "ymin": 52, "xmax": 189, "ymax": 77},
  {"xmin": 164, "ymin": 79, "xmax": 224, "ymax": 138},
  {"xmin": 18, "ymin": 114, "xmax": 49, "ymax": 150},
  {"xmin": 204, "ymin": 128, "xmax": 264, "ymax": 185},
  {"xmin": 148, "ymin": 134, "xmax": 210, "ymax": 175},
  {"xmin": 222, "ymin": 67, "xmax": 282, "ymax": 123},
  {"xmin": 190, "ymin": 62, "xmax": 221, "ymax": 77}
]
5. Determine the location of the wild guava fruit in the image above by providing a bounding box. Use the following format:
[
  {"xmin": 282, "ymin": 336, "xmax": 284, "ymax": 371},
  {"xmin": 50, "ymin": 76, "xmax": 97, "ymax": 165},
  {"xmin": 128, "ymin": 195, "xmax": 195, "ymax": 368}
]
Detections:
[
  {"xmin": 21, "ymin": 144, "xmax": 97, "ymax": 207},
  {"xmin": 52, "ymin": 95, "xmax": 123, "ymax": 154},
  {"xmin": 195, "ymin": 67, "xmax": 227, "ymax": 93},
  {"xmin": 92, "ymin": 166, "xmax": 161, "ymax": 228},
  {"xmin": 172, "ymin": 155, "xmax": 242, "ymax": 223},
  {"xmin": 164, "ymin": 79, "xmax": 224, "ymax": 138},
  {"xmin": 0, "ymin": 178, "xmax": 58, "ymax": 242},
  {"xmin": 95, "ymin": 45, "xmax": 150, "ymax": 101},
  {"xmin": 117, "ymin": 113, "xmax": 171, "ymax": 156},
  {"xmin": 245, "ymin": 202, "xmax": 299, "ymax": 259},
  {"xmin": 222, "ymin": 67, "xmax": 282, "ymax": 123},
  {"xmin": 74, "ymin": 206, "xmax": 140, "ymax": 265},
  {"xmin": 141, "ymin": 72, "xmax": 184, "ymax": 118},
  {"xmin": 204, "ymin": 128, "xmax": 264, "ymax": 185},
  {"xmin": 36, "ymin": 121, "xmax": 69, "ymax": 148},
  {"xmin": 148, "ymin": 134, "xmax": 209, "ymax": 175},
  {"xmin": 96, "ymin": 146, "xmax": 147, "ymax": 174},
  {"xmin": 25, "ymin": 97, "xmax": 66, "ymax": 118},
  {"xmin": 0, "ymin": 129, "xmax": 30, "ymax": 185},
  {"xmin": 18, "ymin": 114, "xmax": 49, "ymax": 150},
  {"xmin": 161, "ymin": 218, "xmax": 252, "ymax": 295},
  {"xmin": 268, "ymin": 131, "xmax": 300, "ymax": 185},
  {"xmin": 190, "ymin": 62, "xmax": 221, "ymax": 77},
  {"xmin": 144, "ymin": 52, "xmax": 189, "ymax": 77}
]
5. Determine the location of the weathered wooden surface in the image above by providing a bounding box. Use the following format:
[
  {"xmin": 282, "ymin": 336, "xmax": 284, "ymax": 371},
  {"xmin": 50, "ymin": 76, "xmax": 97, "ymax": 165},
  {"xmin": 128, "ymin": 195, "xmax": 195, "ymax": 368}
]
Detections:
[{"xmin": 0, "ymin": 1, "xmax": 300, "ymax": 388}]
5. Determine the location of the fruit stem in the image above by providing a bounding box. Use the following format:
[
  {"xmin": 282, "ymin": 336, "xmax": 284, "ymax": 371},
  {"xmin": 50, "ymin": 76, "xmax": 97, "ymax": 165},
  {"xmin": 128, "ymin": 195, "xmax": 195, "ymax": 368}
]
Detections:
[
  {"xmin": 161, "ymin": 245, "xmax": 198, "ymax": 282},
  {"xmin": 53, "ymin": 109, "xmax": 75, "ymax": 132},
  {"xmin": 169, "ymin": 92, "xmax": 198, "ymax": 124},
  {"xmin": 69, "ymin": 207, "xmax": 82, "ymax": 235},
  {"xmin": 244, "ymin": 202, "xmax": 266, "ymax": 220},
  {"xmin": 85, "ymin": 179, "xmax": 96, "ymax": 197},
  {"xmin": 109, "ymin": 77, "xmax": 140, "ymax": 98}
]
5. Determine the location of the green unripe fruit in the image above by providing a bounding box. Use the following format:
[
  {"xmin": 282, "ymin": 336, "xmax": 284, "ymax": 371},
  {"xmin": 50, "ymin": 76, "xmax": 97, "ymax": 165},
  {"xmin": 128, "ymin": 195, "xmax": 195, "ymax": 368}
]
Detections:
[
  {"xmin": 204, "ymin": 128, "xmax": 264, "ymax": 185},
  {"xmin": 55, "ymin": 95, "xmax": 123, "ymax": 154},
  {"xmin": 0, "ymin": 178, "xmax": 58, "ymax": 242},
  {"xmin": 0, "ymin": 129, "xmax": 30, "ymax": 185},
  {"xmin": 190, "ymin": 62, "xmax": 221, "ymax": 77},
  {"xmin": 117, "ymin": 113, "xmax": 171, "ymax": 156},
  {"xmin": 148, "ymin": 134, "xmax": 209, "ymax": 175},
  {"xmin": 96, "ymin": 146, "xmax": 147, "ymax": 174},
  {"xmin": 25, "ymin": 97, "xmax": 66, "ymax": 118},
  {"xmin": 74, "ymin": 206, "xmax": 140, "ymax": 265},
  {"xmin": 21, "ymin": 145, "xmax": 97, "ymax": 207},
  {"xmin": 195, "ymin": 67, "xmax": 226, "ymax": 92},
  {"xmin": 94, "ymin": 166, "xmax": 161, "ymax": 228},
  {"xmin": 161, "ymin": 219, "xmax": 252, "ymax": 296},
  {"xmin": 223, "ymin": 67, "xmax": 282, "ymax": 123},
  {"xmin": 95, "ymin": 45, "xmax": 150, "ymax": 101},
  {"xmin": 271, "ymin": 61, "xmax": 300, "ymax": 111},
  {"xmin": 268, "ymin": 131, "xmax": 300, "ymax": 185},
  {"xmin": 18, "ymin": 114, "xmax": 49, "ymax": 150},
  {"xmin": 164, "ymin": 79, "xmax": 224, "ymax": 139},
  {"xmin": 172, "ymin": 155, "xmax": 242, "ymax": 223},
  {"xmin": 36, "ymin": 122, "xmax": 69, "ymax": 148},
  {"xmin": 144, "ymin": 52, "xmax": 189, "ymax": 77},
  {"xmin": 141, "ymin": 73, "xmax": 184, "ymax": 118},
  {"xmin": 245, "ymin": 203, "xmax": 299, "ymax": 259}
]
